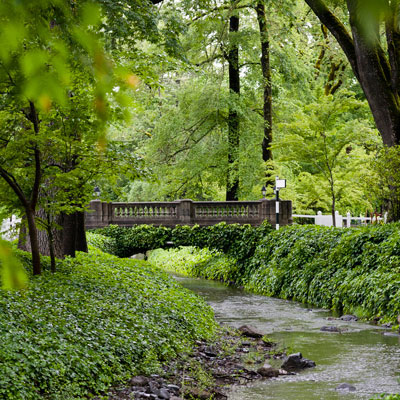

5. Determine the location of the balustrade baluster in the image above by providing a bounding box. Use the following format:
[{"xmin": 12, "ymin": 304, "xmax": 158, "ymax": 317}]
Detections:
[{"xmin": 249, "ymin": 205, "xmax": 255, "ymax": 217}]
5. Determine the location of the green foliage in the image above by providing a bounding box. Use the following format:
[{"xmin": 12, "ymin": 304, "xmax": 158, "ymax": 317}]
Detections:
[
  {"xmin": 0, "ymin": 248, "xmax": 216, "ymax": 399},
  {"xmin": 86, "ymin": 232, "xmax": 119, "ymax": 256},
  {"xmin": 367, "ymin": 145, "xmax": 400, "ymax": 221},
  {"xmin": 95, "ymin": 225, "xmax": 171, "ymax": 257},
  {"xmin": 148, "ymin": 247, "xmax": 239, "ymax": 284},
  {"xmin": 371, "ymin": 395, "xmax": 400, "ymax": 400},
  {"xmin": 171, "ymin": 222, "xmax": 272, "ymax": 266},
  {"xmin": 95, "ymin": 222, "xmax": 272, "ymax": 281},
  {"xmin": 148, "ymin": 223, "xmax": 400, "ymax": 323},
  {"xmin": 246, "ymin": 224, "xmax": 400, "ymax": 322},
  {"xmin": 274, "ymin": 92, "xmax": 379, "ymax": 215},
  {"xmin": 0, "ymin": 241, "xmax": 28, "ymax": 290}
]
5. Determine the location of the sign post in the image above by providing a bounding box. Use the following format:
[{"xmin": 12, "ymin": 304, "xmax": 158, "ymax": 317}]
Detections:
[{"xmin": 274, "ymin": 176, "xmax": 286, "ymax": 230}]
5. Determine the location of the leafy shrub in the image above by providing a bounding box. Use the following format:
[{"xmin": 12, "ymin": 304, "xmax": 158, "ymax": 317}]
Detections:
[
  {"xmin": 95, "ymin": 224, "xmax": 171, "ymax": 257},
  {"xmin": 0, "ymin": 249, "xmax": 216, "ymax": 399},
  {"xmin": 87, "ymin": 232, "xmax": 119, "ymax": 255},
  {"xmin": 148, "ymin": 247, "xmax": 238, "ymax": 284},
  {"xmin": 171, "ymin": 221, "xmax": 272, "ymax": 263}
]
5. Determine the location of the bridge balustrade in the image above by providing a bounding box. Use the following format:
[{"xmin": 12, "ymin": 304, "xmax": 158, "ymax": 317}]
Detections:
[{"xmin": 86, "ymin": 199, "xmax": 292, "ymax": 229}]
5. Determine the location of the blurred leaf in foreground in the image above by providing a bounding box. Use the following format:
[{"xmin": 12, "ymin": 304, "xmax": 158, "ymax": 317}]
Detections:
[{"xmin": 0, "ymin": 241, "xmax": 28, "ymax": 290}]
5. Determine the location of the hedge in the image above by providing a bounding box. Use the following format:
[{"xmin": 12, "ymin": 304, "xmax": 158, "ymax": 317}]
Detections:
[{"xmin": 0, "ymin": 248, "xmax": 217, "ymax": 399}]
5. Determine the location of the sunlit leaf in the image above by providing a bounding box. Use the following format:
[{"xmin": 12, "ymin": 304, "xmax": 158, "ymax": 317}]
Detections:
[{"xmin": 0, "ymin": 242, "xmax": 28, "ymax": 290}]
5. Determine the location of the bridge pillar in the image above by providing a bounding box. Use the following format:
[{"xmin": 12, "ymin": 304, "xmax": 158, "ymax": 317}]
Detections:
[
  {"xmin": 177, "ymin": 199, "xmax": 194, "ymax": 224},
  {"xmin": 86, "ymin": 200, "xmax": 102, "ymax": 229},
  {"xmin": 86, "ymin": 200, "xmax": 112, "ymax": 229}
]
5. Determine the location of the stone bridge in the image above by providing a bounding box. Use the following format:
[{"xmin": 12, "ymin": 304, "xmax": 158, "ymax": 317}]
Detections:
[{"xmin": 86, "ymin": 199, "xmax": 292, "ymax": 229}]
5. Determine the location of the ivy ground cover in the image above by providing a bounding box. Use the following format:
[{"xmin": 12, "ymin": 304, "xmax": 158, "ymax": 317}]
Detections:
[{"xmin": 0, "ymin": 248, "xmax": 217, "ymax": 399}]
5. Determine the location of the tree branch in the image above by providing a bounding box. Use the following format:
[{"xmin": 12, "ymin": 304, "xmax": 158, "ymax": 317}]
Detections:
[
  {"xmin": 191, "ymin": 4, "xmax": 252, "ymax": 23},
  {"xmin": 0, "ymin": 166, "xmax": 29, "ymax": 209},
  {"xmin": 385, "ymin": 0, "xmax": 400, "ymax": 96},
  {"xmin": 304, "ymin": 0, "xmax": 359, "ymax": 80}
]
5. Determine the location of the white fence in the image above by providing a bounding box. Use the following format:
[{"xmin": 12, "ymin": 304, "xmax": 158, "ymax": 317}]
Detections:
[
  {"xmin": 1, "ymin": 215, "xmax": 21, "ymax": 241},
  {"xmin": 293, "ymin": 211, "xmax": 388, "ymax": 228}
]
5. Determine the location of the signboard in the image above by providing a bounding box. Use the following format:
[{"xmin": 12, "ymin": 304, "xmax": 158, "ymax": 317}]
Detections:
[{"xmin": 275, "ymin": 178, "xmax": 286, "ymax": 189}]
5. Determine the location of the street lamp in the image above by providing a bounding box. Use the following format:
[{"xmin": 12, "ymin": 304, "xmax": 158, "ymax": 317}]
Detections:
[
  {"xmin": 93, "ymin": 186, "xmax": 101, "ymax": 199},
  {"xmin": 261, "ymin": 185, "xmax": 267, "ymax": 199}
]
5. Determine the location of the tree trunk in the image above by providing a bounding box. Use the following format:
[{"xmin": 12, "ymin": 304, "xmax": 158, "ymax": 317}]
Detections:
[
  {"xmin": 63, "ymin": 213, "xmax": 77, "ymax": 258},
  {"xmin": 19, "ymin": 209, "xmax": 87, "ymax": 259},
  {"xmin": 75, "ymin": 211, "xmax": 88, "ymax": 253},
  {"xmin": 25, "ymin": 208, "xmax": 41, "ymax": 275},
  {"xmin": 256, "ymin": 1, "xmax": 273, "ymax": 162},
  {"xmin": 19, "ymin": 209, "xmax": 64, "ymax": 259},
  {"xmin": 226, "ymin": 8, "xmax": 240, "ymax": 201}
]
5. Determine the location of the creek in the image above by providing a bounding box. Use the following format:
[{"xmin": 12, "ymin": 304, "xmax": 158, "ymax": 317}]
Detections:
[{"xmin": 174, "ymin": 275, "xmax": 400, "ymax": 400}]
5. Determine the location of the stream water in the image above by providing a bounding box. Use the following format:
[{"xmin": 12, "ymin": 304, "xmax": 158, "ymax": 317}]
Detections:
[{"xmin": 174, "ymin": 275, "xmax": 400, "ymax": 400}]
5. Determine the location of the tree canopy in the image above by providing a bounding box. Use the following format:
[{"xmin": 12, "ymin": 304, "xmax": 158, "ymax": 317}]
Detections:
[{"xmin": 2, "ymin": 0, "xmax": 400, "ymax": 274}]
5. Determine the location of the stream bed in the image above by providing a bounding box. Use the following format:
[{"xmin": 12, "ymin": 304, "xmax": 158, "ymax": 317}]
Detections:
[{"xmin": 174, "ymin": 275, "xmax": 400, "ymax": 400}]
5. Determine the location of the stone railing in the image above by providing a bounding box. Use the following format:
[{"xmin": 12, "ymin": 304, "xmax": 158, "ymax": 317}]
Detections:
[{"xmin": 85, "ymin": 199, "xmax": 292, "ymax": 229}]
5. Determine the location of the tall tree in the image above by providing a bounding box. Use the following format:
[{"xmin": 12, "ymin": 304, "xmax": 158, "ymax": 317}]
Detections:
[
  {"xmin": 274, "ymin": 92, "xmax": 379, "ymax": 224},
  {"xmin": 0, "ymin": 102, "xmax": 42, "ymax": 274},
  {"xmin": 226, "ymin": 3, "xmax": 241, "ymax": 200},
  {"xmin": 255, "ymin": 0, "xmax": 273, "ymax": 163},
  {"xmin": 0, "ymin": 0, "xmax": 117, "ymax": 273}
]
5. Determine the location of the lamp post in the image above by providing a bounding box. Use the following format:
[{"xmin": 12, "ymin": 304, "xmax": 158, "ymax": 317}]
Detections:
[
  {"xmin": 93, "ymin": 186, "xmax": 101, "ymax": 200},
  {"xmin": 274, "ymin": 176, "xmax": 286, "ymax": 230},
  {"xmin": 261, "ymin": 185, "xmax": 267, "ymax": 199}
]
